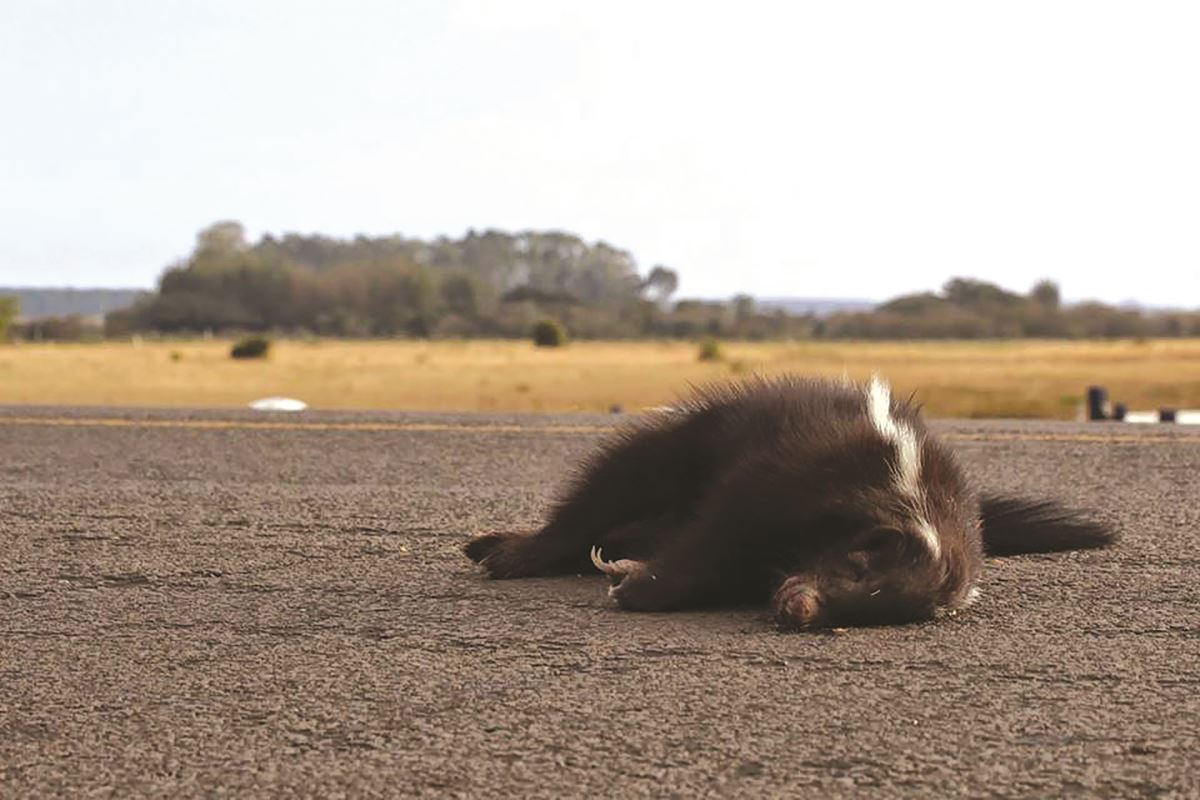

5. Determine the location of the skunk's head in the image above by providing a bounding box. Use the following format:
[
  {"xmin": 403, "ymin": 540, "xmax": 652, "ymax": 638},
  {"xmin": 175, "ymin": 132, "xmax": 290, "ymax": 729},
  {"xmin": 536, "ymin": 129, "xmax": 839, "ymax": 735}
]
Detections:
[
  {"xmin": 773, "ymin": 376, "xmax": 984, "ymax": 629},
  {"xmin": 773, "ymin": 509, "xmax": 982, "ymax": 629}
]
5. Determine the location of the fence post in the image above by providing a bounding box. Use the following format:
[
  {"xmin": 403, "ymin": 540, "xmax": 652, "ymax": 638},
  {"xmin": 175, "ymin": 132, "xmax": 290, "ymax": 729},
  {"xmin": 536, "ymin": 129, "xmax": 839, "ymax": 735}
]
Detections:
[{"xmin": 1086, "ymin": 386, "xmax": 1109, "ymax": 421}]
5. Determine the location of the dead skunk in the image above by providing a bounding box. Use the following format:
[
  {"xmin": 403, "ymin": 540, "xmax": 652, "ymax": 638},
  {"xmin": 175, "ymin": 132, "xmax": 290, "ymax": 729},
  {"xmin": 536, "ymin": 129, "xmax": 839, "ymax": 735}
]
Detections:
[{"xmin": 464, "ymin": 375, "xmax": 1117, "ymax": 629}]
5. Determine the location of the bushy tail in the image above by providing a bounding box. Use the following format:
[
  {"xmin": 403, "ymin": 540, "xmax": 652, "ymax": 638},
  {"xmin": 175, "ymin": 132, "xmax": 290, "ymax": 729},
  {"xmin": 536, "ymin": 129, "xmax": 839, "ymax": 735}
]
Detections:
[{"xmin": 979, "ymin": 494, "xmax": 1118, "ymax": 556}]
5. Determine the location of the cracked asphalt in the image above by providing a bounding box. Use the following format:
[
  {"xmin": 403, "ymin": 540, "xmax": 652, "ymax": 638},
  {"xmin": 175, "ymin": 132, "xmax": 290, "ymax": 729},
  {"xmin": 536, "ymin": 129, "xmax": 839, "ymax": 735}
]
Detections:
[{"xmin": 2, "ymin": 406, "xmax": 1198, "ymax": 798}]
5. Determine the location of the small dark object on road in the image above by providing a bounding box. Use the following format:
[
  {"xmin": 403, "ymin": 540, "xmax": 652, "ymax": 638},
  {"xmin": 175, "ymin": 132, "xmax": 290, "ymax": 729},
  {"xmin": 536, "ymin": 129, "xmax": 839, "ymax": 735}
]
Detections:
[{"xmin": 465, "ymin": 375, "xmax": 1117, "ymax": 630}]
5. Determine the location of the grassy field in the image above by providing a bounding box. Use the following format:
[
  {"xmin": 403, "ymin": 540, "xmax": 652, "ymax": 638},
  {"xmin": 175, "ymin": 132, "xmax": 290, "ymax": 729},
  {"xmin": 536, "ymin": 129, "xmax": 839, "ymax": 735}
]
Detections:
[{"xmin": 1, "ymin": 338, "xmax": 1198, "ymax": 418}]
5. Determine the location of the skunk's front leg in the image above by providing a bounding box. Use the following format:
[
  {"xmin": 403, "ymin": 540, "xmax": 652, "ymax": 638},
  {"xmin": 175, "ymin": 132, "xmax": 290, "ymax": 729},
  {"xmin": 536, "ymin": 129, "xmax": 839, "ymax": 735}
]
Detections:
[{"xmin": 589, "ymin": 547, "xmax": 711, "ymax": 611}]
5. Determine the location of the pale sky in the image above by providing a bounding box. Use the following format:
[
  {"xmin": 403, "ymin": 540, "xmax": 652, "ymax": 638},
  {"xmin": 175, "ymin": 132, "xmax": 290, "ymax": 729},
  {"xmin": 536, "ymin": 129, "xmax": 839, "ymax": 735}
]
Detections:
[{"xmin": 2, "ymin": 1, "xmax": 1198, "ymax": 305}]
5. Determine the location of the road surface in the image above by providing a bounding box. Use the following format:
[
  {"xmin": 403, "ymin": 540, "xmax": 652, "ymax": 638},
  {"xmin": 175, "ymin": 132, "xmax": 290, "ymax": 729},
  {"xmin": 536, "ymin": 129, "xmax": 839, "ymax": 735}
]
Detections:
[{"xmin": 2, "ymin": 406, "xmax": 1197, "ymax": 797}]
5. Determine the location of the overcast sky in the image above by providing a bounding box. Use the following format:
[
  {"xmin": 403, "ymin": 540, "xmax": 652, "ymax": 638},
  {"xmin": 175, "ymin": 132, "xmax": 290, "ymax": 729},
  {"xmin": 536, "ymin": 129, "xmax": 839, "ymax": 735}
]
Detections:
[{"xmin": 2, "ymin": 1, "xmax": 1198, "ymax": 304}]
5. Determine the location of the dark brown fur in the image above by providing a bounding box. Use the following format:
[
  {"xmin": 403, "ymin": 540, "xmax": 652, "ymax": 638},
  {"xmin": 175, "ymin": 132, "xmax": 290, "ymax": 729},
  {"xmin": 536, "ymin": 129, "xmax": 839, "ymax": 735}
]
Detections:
[{"xmin": 464, "ymin": 376, "xmax": 1117, "ymax": 629}]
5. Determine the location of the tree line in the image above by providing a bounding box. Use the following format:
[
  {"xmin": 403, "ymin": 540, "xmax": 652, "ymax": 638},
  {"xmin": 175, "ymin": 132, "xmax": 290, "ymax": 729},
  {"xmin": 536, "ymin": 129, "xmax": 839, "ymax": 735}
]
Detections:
[
  {"xmin": 4, "ymin": 221, "xmax": 1199, "ymax": 342},
  {"xmin": 101, "ymin": 221, "xmax": 685, "ymax": 340},
  {"xmin": 819, "ymin": 278, "xmax": 1200, "ymax": 339}
]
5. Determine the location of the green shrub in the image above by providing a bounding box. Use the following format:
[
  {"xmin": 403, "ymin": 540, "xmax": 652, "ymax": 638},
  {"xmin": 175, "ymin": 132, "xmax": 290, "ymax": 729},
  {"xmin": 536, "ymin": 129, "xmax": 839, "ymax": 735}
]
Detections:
[
  {"xmin": 697, "ymin": 337, "xmax": 722, "ymax": 362},
  {"xmin": 0, "ymin": 296, "xmax": 19, "ymax": 341},
  {"xmin": 231, "ymin": 335, "xmax": 271, "ymax": 359},
  {"xmin": 532, "ymin": 319, "xmax": 568, "ymax": 347}
]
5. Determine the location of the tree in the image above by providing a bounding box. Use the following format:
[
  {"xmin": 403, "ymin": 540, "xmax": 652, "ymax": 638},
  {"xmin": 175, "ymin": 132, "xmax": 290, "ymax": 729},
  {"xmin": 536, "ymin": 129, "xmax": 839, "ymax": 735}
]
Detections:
[
  {"xmin": 196, "ymin": 220, "xmax": 247, "ymax": 254},
  {"xmin": 441, "ymin": 274, "xmax": 482, "ymax": 317},
  {"xmin": 1031, "ymin": 279, "xmax": 1061, "ymax": 310},
  {"xmin": 878, "ymin": 292, "xmax": 947, "ymax": 315},
  {"xmin": 942, "ymin": 278, "xmax": 1023, "ymax": 308},
  {"xmin": 0, "ymin": 295, "xmax": 17, "ymax": 340},
  {"xmin": 641, "ymin": 265, "xmax": 679, "ymax": 306},
  {"xmin": 732, "ymin": 293, "xmax": 756, "ymax": 322}
]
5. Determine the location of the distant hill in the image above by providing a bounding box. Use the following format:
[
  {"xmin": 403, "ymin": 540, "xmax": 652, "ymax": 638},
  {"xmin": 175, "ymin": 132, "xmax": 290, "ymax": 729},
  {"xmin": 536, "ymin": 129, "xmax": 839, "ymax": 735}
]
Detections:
[
  {"xmin": 755, "ymin": 297, "xmax": 877, "ymax": 316},
  {"xmin": 0, "ymin": 287, "xmax": 146, "ymax": 320}
]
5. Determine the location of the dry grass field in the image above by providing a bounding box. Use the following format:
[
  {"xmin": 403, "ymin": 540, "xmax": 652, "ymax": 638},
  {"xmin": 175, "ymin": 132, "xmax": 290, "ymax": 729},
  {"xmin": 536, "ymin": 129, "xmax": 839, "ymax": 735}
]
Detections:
[{"xmin": 2, "ymin": 338, "xmax": 1198, "ymax": 418}]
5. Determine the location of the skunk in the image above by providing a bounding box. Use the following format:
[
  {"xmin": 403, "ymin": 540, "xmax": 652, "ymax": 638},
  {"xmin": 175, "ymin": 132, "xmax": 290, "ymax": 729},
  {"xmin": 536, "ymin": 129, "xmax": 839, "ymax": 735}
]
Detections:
[{"xmin": 464, "ymin": 375, "xmax": 1117, "ymax": 629}]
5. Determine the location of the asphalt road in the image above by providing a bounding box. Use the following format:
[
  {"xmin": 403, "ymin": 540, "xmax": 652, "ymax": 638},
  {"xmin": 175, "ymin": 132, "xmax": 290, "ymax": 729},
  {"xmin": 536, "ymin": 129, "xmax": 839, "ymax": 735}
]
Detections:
[{"xmin": 2, "ymin": 406, "xmax": 1198, "ymax": 798}]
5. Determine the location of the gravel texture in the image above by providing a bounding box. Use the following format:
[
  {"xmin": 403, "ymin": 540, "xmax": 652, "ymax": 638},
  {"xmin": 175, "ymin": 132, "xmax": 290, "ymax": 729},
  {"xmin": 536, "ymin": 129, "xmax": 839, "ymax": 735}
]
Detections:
[{"xmin": 2, "ymin": 407, "xmax": 1197, "ymax": 798}]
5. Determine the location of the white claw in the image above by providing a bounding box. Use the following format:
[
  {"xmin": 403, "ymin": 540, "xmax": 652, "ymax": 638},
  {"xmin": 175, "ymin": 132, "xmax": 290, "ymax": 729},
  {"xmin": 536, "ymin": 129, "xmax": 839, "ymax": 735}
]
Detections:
[{"xmin": 590, "ymin": 546, "xmax": 614, "ymax": 574}]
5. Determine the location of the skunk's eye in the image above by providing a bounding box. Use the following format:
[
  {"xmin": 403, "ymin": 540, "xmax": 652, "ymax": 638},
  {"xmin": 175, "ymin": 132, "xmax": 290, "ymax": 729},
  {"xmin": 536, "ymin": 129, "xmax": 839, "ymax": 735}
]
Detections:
[{"xmin": 855, "ymin": 526, "xmax": 903, "ymax": 555}]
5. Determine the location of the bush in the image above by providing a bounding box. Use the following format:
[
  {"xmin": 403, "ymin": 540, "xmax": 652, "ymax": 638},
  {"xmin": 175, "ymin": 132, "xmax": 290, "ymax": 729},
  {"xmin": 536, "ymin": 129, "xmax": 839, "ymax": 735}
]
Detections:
[
  {"xmin": 0, "ymin": 296, "xmax": 17, "ymax": 341},
  {"xmin": 532, "ymin": 319, "xmax": 568, "ymax": 347},
  {"xmin": 697, "ymin": 337, "xmax": 722, "ymax": 361},
  {"xmin": 231, "ymin": 335, "xmax": 271, "ymax": 359}
]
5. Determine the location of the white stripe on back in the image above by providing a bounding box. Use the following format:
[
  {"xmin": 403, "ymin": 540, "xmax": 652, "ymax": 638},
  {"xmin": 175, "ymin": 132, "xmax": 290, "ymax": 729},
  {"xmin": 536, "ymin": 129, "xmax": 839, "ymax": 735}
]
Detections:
[{"xmin": 866, "ymin": 376, "xmax": 941, "ymax": 559}]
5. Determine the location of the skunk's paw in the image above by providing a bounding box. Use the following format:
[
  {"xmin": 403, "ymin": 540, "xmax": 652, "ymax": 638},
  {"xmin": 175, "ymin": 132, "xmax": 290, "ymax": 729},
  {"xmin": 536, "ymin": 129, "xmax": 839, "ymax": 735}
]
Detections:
[
  {"xmin": 772, "ymin": 575, "xmax": 822, "ymax": 629},
  {"xmin": 589, "ymin": 547, "xmax": 669, "ymax": 610},
  {"xmin": 463, "ymin": 531, "xmax": 544, "ymax": 578}
]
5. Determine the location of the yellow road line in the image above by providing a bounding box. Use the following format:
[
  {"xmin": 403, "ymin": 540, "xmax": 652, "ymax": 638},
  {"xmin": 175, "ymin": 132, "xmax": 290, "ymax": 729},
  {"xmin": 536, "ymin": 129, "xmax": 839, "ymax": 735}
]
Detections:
[
  {"xmin": 0, "ymin": 416, "xmax": 614, "ymax": 434},
  {"xmin": 942, "ymin": 431, "xmax": 1190, "ymax": 444},
  {"xmin": 0, "ymin": 415, "xmax": 1195, "ymax": 443}
]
